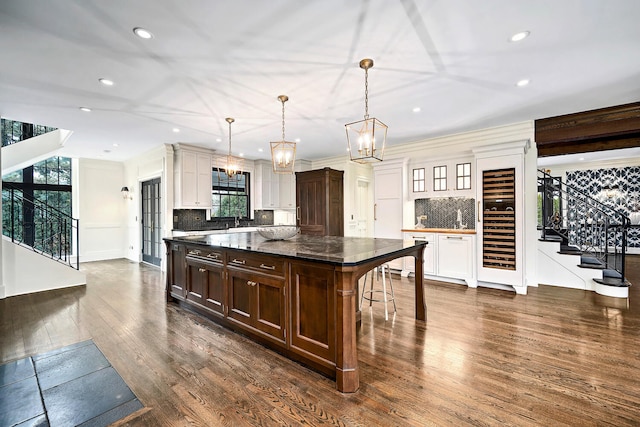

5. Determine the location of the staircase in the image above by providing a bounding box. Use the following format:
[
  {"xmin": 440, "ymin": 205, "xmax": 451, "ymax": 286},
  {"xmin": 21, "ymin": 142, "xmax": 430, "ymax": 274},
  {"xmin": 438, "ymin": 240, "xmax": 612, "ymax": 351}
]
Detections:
[
  {"xmin": 1, "ymin": 118, "xmax": 85, "ymax": 299},
  {"xmin": 2, "ymin": 183, "xmax": 79, "ymax": 269},
  {"xmin": 537, "ymin": 169, "xmax": 631, "ymax": 298}
]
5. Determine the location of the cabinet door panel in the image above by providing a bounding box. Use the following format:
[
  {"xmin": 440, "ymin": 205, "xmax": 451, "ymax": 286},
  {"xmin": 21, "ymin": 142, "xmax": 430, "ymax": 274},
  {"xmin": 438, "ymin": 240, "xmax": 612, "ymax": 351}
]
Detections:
[
  {"xmin": 228, "ymin": 271, "xmax": 252, "ymax": 324},
  {"xmin": 438, "ymin": 235, "xmax": 473, "ymax": 280},
  {"xmin": 186, "ymin": 263, "xmax": 206, "ymax": 304},
  {"xmin": 205, "ymin": 267, "xmax": 225, "ymax": 315},
  {"xmin": 297, "ymin": 180, "xmax": 323, "ymax": 229},
  {"xmin": 255, "ymin": 275, "xmax": 285, "ymax": 341},
  {"xmin": 290, "ymin": 262, "xmax": 335, "ymax": 364},
  {"xmin": 196, "ymin": 153, "xmax": 213, "ymax": 207},
  {"xmin": 169, "ymin": 244, "xmax": 186, "ymax": 298}
]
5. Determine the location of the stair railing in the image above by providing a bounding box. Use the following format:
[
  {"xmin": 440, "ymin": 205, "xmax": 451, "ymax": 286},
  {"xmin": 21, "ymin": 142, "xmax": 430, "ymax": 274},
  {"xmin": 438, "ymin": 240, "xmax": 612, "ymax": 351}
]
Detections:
[
  {"xmin": 2, "ymin": 185, "xmax": 79, "ymax": 270},
  {"xmin": 538, "ymin": 168, "xmax": 629, "ymax": 282}
]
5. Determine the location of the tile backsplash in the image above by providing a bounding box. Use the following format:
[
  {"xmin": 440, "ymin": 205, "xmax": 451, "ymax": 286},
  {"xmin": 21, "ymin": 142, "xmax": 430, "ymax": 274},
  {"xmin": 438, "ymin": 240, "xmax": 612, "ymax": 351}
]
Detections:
[
  {"xmin": 414, "ymin": 197, "xmax": 475, "ymax": 229},
  {"xmin": 172, "ymin": 209, "xmax": 256, "ymax": 231}
]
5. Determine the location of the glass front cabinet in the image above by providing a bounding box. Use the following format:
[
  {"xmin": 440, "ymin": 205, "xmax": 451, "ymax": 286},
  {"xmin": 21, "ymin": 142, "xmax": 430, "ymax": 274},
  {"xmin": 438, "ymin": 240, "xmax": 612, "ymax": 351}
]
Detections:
[{"xmin": 475, "ymin": 153, "xmax": 525, "ymax": 291}]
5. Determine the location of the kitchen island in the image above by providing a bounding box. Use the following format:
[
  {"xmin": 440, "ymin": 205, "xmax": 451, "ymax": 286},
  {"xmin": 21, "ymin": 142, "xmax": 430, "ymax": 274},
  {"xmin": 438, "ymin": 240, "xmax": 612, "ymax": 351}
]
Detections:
[{"xmin": 164, "ymin": 232, "xmax": 426, "ymax": 393}]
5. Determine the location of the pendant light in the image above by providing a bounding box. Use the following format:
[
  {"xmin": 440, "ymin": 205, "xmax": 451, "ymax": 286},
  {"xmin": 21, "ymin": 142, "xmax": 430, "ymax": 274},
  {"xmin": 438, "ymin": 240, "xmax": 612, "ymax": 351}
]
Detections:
[
  {"xmin": 345, "ymin": 58, "xmax": 388, "ymax": 163},
  {"xmin": 270, "ymin": 95, "xmax": 296, "ymax": 174},
  {"xmin": 222, "ymin": 117, "xmax": 243, "ymax": 178}
]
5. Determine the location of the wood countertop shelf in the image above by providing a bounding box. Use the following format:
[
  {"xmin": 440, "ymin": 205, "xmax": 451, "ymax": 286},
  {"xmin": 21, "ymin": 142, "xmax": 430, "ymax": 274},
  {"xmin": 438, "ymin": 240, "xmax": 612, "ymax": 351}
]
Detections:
[{"xmin": 402, "ymin": 228, "xmax": 477, "ymax": 234}]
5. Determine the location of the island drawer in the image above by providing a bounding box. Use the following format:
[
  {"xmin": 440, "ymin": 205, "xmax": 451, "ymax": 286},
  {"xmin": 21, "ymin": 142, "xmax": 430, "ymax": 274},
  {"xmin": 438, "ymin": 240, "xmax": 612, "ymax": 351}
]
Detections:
[
  {"xmin": 226, "ymin": 251, "xmax": 286, "ymax": 276},
  {"xmin": 185, "ymin": 246, "xmax": 223, "ymax": 263}
]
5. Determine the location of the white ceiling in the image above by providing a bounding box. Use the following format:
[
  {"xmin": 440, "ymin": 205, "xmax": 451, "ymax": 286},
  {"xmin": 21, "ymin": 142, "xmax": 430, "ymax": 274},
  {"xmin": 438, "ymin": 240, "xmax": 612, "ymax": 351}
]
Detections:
[{"xmin": 1, "ymin": 0, "xmax": 640, "ymax": 163}]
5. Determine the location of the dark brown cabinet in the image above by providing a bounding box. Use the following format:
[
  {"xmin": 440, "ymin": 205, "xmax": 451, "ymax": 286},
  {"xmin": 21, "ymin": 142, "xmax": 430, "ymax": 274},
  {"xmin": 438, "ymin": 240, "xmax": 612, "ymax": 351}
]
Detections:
[
  {"xmin": 296, "ymin": 168, "xmax": 344, "ymax": 236},
  {"xmin": 185, "ymin": 250, "xmax": 225, "ymax": 316},
  {"xmin": 227, "ymin": 268, "xmax": 286, "ymax": 344},
  {"xmin": 289, "ymin": 261, "xmax": 336, "ymax": 368},
  {"xmin": 168, "ymin": 243, "xmax": 187, "ymax": 299}
]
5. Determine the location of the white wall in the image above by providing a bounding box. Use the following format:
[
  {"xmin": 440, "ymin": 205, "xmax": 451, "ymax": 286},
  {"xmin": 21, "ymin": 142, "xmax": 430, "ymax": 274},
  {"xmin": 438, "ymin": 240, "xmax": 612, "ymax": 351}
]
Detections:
[
  {"xmin": 2, "ymin": 237, "xmax": 86, "ymax": 297},
  {"xmin": 123, "ymin": 144, "xmax": 174, "ymax": 270},
  {"xmin": 77, "ymin": 158, "xmax": 127, "ymax": 262}
]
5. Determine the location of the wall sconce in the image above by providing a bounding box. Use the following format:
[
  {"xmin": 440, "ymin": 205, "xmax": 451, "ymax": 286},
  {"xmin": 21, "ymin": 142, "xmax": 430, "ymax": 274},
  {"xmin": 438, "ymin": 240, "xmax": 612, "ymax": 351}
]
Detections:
[{"xmin": 121, "ymin": 186, "xmax": 132, "ymax": 200}]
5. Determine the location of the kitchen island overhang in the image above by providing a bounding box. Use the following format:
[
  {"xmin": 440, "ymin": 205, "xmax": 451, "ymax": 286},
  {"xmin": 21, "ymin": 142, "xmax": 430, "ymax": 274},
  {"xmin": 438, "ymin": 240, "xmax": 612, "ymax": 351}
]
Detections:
[{"xmin": 164, "ymin": 232, "xmax": 427, "ymax": 393}]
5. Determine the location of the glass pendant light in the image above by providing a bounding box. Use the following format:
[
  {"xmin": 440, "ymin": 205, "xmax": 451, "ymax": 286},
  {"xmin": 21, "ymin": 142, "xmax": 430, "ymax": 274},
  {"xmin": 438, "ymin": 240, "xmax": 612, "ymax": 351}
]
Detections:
[
  {"xmin": 222, "ymin": 117, "xmax": 243, "ymax": 178},
  {"xmin": 345, "ymin": 58, "xmax": 388, "ymax": 163},
  {"xmin": 270, "ymin": 95, "xmax": 296, "ymax": 174}
]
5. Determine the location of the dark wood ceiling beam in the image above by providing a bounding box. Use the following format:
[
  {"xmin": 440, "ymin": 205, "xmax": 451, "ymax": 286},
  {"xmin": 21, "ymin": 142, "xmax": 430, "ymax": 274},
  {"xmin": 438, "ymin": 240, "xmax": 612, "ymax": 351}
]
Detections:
[{"xmin": 535, "ymin": 102, "xmax": 640, "ymax": 157}]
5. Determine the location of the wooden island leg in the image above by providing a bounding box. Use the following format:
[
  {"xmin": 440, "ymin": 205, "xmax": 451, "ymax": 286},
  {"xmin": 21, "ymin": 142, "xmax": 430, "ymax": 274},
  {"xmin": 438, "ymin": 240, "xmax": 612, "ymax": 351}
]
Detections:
[
  {"xmin": 335, "ymin": 270, "xmax": 359, "ymax": 393},
  {"xmin": 415, "ymin": 247, "xmax": 427, "ymax": 321}
]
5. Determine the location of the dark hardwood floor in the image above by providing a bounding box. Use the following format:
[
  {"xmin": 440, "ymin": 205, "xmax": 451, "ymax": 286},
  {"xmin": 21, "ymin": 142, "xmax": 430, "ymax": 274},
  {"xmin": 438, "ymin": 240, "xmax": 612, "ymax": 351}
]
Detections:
[{"xmin": 2, "ymin": 257, "xmax": 640, "ymax": 426}]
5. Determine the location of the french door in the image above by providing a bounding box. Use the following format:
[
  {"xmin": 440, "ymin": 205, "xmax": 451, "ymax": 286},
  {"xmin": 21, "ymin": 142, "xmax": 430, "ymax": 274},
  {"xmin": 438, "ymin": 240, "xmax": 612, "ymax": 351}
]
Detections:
[{"xmin": 142, "ymin": 178, "xmax": 161, "ymax": 266}]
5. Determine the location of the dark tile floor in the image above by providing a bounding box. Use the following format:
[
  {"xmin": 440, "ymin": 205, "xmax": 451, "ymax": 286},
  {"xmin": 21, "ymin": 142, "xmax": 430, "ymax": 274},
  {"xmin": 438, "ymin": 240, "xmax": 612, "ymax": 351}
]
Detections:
[{"xmin": 0, "ymin": 340, "xmax": 142, "ymax": 427}]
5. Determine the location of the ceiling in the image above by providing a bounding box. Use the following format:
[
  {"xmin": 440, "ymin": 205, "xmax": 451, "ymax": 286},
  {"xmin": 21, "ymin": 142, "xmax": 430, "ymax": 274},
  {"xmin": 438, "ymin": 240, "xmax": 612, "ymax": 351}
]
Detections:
[{"xmin": 1, "ymin": 0, "xmax": 640, "ymax": 163}]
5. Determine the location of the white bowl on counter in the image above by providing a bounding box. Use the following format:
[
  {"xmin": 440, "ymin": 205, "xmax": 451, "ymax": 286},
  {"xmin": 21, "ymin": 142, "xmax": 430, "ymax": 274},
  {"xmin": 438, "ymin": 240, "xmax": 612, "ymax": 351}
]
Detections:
[{"xmin": 256, "ymin": 225, "xmax": 299, "ymax": 240}]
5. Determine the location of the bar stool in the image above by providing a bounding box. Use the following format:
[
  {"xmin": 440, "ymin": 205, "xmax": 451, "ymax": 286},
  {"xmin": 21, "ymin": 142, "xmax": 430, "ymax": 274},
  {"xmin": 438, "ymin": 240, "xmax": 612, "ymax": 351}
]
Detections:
[{"xmin": 360, "ymin": 264, "xmax": 396, "ymax": 320}]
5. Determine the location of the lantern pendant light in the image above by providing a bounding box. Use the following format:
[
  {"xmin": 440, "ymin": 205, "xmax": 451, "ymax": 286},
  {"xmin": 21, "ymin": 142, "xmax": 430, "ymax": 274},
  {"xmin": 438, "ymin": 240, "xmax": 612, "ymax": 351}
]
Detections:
[
  {"xmin": 345, "ymin": 58, "xmax": 388, "ymax": 163},
  {"xmin": 223, "ymin": 117, "xmax": 243, "ymax": 178},
  {"xmin": 270, "ymin": 95, "xmax": 296, "ymax": 174}
]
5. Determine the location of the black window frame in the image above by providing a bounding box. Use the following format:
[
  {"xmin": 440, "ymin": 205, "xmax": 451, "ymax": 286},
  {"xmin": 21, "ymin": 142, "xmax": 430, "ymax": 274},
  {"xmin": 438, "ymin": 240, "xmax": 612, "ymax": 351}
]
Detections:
[{"xmin": 211, "ymin": 168, "xmax": 251, "ymax": 219}]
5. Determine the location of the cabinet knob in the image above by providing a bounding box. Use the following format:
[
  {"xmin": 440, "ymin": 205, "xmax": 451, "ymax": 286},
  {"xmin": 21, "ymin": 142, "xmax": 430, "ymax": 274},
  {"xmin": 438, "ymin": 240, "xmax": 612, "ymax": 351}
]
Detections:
[
  {"xmin": 247, "ymin": 280, "xmax": 257, "ymax": 287},
  {"xmin": 198, "ymin": 268, "xmax": 206, "ymax": 272}
]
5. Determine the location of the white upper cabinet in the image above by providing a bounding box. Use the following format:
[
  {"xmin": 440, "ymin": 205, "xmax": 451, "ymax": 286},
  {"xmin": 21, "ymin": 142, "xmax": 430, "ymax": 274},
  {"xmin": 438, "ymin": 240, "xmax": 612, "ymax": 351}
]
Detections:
[
  {"xmin": 279, "ymin": 173, "xmax": 295, "ymax": 208},
  {"xmin": 255, "ymin": 159, "xmax": 311, "ymax": 210},
  {"xmin": 409, "ymin": 156, "xmax": 474, "ymax": 199},
  {"xmin": 174, "ymin": 144, "xmax": 213, "ymax": 209}
]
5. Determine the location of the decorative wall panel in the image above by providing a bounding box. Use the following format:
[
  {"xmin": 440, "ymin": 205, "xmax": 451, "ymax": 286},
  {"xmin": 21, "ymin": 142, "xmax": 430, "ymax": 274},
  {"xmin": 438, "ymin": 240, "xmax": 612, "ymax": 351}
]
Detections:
[{"xmin": 566, "ymin": 166, "xmax": 640, "ymax": 248}]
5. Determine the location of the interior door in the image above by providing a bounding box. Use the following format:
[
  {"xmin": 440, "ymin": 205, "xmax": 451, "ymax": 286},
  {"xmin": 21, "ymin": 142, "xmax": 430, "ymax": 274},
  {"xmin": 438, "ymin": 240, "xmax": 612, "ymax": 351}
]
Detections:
[
  {"xmin": 356, "ymin": 179, "xmax": 370, "ymax": 237},
  {"xmin": 142, "ymin": 177, "xmax": 162, "ymax": 266}
]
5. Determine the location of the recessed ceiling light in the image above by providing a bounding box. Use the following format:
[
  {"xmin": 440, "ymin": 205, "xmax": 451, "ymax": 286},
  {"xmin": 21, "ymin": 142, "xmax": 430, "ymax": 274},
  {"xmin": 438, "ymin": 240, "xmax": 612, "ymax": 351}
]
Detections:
[
  {"xmin": 113, "ymin": 143, "xmax": 119, "ymax": 147},
  {"xmin": 258, "ymin": 148, "xmax": 264, "ymax": 152},
  {"xmin": 412, "ymin": 107, "xmax": 421, "ymax": 113},
  {"xmin": 172, "ymin": 128, "xmax": 180, "ymax": 133},
  {"xmin": 510, "ymin": 31, "xmax": 530, "ymax": 42},
  {"xmin": 239, "ymin": 153, "xmax": 244, "ymax": 157},
  {"xmin": 79, "ymin": 107, "xmax": 91, "ymax": 112},
  {"xmin": 99, "ymin": 78, "xmax": 114, "ymax": 86},
  {"xmin": 579, "ymin": 157, "xmax": 585, "ymax": 161},
  {"xmin": 295, "ymin": 138, "xmax": 301, "ymax": 143},
  {"xmin": 516, "ymin": 79, "xmax": 530, "ymax": 87},
  {"xmin": 216, "ymin": 138, "xmax": 222, "ymax": 142},
  {"xmin": 133, "ymin": 27, "xmax": 153, "ymax": 39}
]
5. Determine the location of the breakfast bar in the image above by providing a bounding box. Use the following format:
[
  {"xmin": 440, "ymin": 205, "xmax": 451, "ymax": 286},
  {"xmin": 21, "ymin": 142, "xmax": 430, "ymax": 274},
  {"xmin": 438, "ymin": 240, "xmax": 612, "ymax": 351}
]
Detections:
[{"xmin": 165, "ymin": 232, "xmax": 427, "ymax": 393}]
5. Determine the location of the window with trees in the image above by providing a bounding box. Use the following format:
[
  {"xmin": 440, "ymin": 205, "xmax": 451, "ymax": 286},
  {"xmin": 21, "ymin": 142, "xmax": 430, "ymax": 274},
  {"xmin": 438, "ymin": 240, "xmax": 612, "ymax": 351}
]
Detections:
[
  {"xmin": 211, "ymin": 168, "xmax": 250, "ymax": 218},
  {"xmin": 2, "ymin": 156, "xmax": 73, "ymax": 253}
]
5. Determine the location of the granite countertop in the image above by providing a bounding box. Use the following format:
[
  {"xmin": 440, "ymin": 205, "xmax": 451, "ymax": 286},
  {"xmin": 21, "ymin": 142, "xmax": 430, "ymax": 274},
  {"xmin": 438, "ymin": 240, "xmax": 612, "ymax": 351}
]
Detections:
[
  {"xmin": 402, "ymin": 228, "xmax": 477, "ymax": 234},
  {"xmin": 165, "ymin": 232, "xmax": 425, "ymax": 266}
]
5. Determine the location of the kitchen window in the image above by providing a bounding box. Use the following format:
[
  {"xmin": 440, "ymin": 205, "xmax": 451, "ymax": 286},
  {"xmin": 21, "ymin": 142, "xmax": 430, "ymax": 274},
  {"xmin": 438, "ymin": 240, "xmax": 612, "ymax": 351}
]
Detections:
[
  {"xmin": 456, "ymin": 162, "xmax": 471, "ymax": 190},
  {"xmin": 413, "ymin": 168, "xmax": 425, "ymax": 192},
  {"xmin": 433, "ymin": 165, "xmax": 447, "ymax": 191},
  {"xmin": 211, "ymin": 168, "xmax": 250, "ymax": 218}
]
